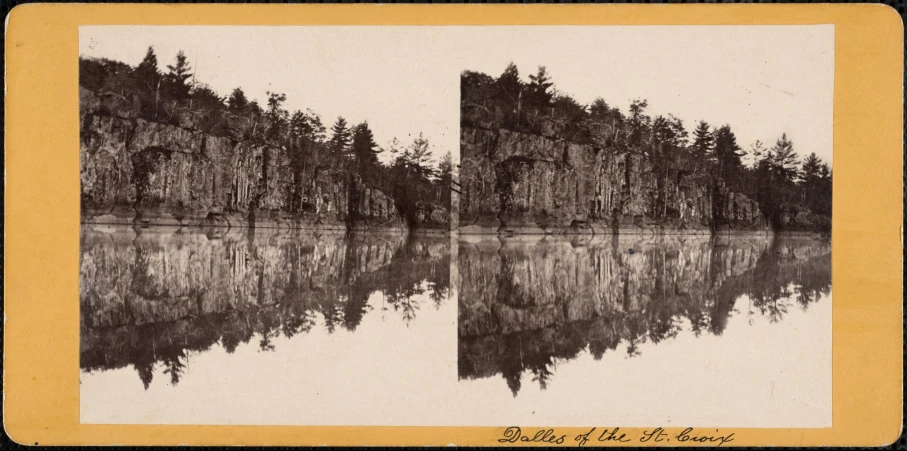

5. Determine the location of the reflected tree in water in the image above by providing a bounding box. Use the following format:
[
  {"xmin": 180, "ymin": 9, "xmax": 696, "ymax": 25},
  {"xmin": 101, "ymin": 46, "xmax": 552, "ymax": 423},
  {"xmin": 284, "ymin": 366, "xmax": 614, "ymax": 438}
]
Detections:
[
  {"xmin": 458, "ymin": 235, "xmax": 831, "ymax": 396},
  {"xmin": 162, "ymin": 351, "xmax": 187, "ymax": 385},
  {"xmin": 79, "ymin": 228, "xmax": 451, "ymax": 389}
]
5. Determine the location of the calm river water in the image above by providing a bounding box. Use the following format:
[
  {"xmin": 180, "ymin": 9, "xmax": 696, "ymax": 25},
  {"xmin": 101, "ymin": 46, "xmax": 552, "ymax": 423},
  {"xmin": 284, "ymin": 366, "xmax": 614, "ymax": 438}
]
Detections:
[{"xmin": 80, "ymin": 226, "xmax": 830, "ymax": 427}]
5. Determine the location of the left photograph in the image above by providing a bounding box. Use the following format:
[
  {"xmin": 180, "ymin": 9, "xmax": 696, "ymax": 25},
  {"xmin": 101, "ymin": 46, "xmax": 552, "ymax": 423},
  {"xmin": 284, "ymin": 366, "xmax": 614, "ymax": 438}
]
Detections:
[{"xmin": 79, "ymin": 26, "xmax": 454, "ymax": 424}]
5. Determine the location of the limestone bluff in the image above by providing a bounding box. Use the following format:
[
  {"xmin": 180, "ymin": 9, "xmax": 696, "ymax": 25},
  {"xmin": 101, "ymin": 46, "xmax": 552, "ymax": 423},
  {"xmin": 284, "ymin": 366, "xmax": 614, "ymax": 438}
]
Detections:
[
  {"xmin": 80, "ymin": 87, "xmax": 450, "ymax": 231},
  {"xmin": 458, "ymin": 66, "xmax": 832, "ymax": 235},
  {"xmin": 460, "ymin": 125, "xmax": 767, "ymax": 234}
]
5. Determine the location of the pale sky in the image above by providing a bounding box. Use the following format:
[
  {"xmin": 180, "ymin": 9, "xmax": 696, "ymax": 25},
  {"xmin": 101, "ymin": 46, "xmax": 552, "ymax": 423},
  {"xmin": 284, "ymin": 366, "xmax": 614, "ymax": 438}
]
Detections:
[{"xmin": 80, "ymin": 25, "xmax": 834, "ymax": 166}]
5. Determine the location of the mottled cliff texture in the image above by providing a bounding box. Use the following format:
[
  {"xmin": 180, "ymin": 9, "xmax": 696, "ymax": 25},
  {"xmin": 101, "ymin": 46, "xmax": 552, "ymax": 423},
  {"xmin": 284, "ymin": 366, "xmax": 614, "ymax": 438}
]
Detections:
[
  {"xmin": 80, "ymin": 226, "xmax": 451, "ymax": 387},
  {"xmin": 457, "ymin": 234, "xmax": 831, "ymax": 393},
  {"xmin": 81, "ymin": 87, "xmax": 408, "ymax": 230},
  {"xmin": 460, "ymin": 126, "xmax": 767, "ymax": 234}
]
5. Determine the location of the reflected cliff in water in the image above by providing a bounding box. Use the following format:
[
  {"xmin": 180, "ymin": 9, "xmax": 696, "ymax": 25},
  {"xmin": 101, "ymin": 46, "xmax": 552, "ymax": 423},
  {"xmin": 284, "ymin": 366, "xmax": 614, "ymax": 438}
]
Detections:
[
  {"xmin": 457, "ymin": 234, "xmax": 831, "ymax": 396},
  {"xmin": 80, "ymin": 226, "xmax": 451, "ymax": 389}
]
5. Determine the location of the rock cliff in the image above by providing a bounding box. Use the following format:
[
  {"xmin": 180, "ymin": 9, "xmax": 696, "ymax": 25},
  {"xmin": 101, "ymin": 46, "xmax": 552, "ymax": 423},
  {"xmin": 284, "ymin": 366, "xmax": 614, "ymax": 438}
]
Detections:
[
  {"xmin": 460, "ymin": 126, "xmax": 768, "ymax": 234},
  {"xmin": 81, "ymin": 87, "xmax": 410, "ymax": 230}
]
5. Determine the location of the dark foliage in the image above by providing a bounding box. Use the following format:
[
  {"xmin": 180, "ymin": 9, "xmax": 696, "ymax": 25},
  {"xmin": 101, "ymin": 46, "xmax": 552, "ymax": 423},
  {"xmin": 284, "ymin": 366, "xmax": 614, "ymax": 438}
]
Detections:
[
  {"xmin": 80, "ymin": 49, "xmax": 451, "ymax": 227},
  {"xmin": 460, "ymin": 64, "xmax": 832, "ymax": 229}
]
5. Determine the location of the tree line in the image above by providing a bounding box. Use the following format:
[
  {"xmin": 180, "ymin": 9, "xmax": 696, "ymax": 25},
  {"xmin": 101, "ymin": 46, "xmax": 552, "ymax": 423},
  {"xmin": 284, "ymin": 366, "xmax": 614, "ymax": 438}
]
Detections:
[
  {"xmin": 462, "ymin": 63, "xmax": 832, "ymax": 226},
  {"xmin": 80, "ymin": 47, "xmax": 453, "ymax": 222}
]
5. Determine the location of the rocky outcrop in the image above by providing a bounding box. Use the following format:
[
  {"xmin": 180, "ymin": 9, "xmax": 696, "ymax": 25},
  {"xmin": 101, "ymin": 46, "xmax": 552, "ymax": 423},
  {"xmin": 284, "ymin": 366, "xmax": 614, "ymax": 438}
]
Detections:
[
  {"xmin": 80, "ymin": 225, "xmax": 451, "ymax": 387},
  {"xmin": 81, "ymin": 87, "xmax": 409, "ymax": 230},
  {"xmin": 459, "ymin": 125, "xmax": 768, "ymax": 234},
  {"xmin": 410, "ymin": 201, "xmax": 452, "ymax": 231},
  {"xmin": 457, "ymin": 234, "xmax": 831, "ymax": 393},
  {"xmin": 773, "ymin": 205, "xmax": 832, "ymax": 232},
  {"xmin": 348, "ymin": 175, "xmax": 406, "ymax": 231}
]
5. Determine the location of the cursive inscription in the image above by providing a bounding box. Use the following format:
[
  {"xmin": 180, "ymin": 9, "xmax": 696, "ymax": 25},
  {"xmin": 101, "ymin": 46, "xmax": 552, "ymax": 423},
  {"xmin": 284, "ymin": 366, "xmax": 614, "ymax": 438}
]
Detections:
[
  {"xmin": 674, "ymin": 427, "xmax": 735, "ymax": 446},
  {"xmin": 574, "ymin": 427, "xmax": 632, "ymax": 446},
  {"xmin": 498, "ymin": 427, "xmax": 567, "ymax": 445},
  {"xmin": 500, "ymin": 426, "xmax": 736, "ymax": 447}
]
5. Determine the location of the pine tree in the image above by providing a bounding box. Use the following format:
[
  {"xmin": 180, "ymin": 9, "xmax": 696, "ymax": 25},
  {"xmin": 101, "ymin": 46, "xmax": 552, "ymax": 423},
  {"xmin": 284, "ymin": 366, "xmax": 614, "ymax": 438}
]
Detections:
[
  {"xmin": 134, "ymin": 46, "xmax": 162, "ymax": 117},
  {"xmin": 264, "ymin": 91, "xmax": 288, "ymax": 142},
  {"xmin": 289, "ymin": 109, "xmax": 325, "ymax": 143},
  {"xmin": 691, "ymin": 120, "xmax": 715, "ymax": 160},
  {"xmin": 328, "ymin": 117, "xmax": 352, "ymax": 163},
  {"xmin": 800, "ymin": 152, "xmax": 823, "ymax": 186},
  {"xmin": 134, "ymin": 46, "xmax": 160, "ymax": 90},
  {"xmin": 748, "ymin": 140, "xmax": 767, "ymax": 169},
  {"xmin": 436, "ymin": 151, "xmax": 454, "ymax": 205},
  {"xmin": 495, "ymin": 63, "xmax": 523, "ymax": 124},
  {"xmin": 819, "ymin": 163, "xmax": 831, "ymax": 181},
  {"xmin": 527, "ymin": 65, "xmax": 554, "ymax": 108},
  {"xmin": 189, "ymin": 83, "xmax": 224, "ymax": 110},
  {"xmin": 409, "ymin": 133, "xmax": 434, "ymax": 180},
  {"xmin": 713, "ymin": 124, "xmax": 744, "ymax": 179},
  {"xmin": 351, "ymin": 122, "xmax": 381, "ymax": 181},
  {"xmin": 589, "ymin": 98, "xmax": 611, "ymax": 121},
  {"xmin": 668, "ymin": 115, "xmax": 688, "ymax": 147},
  {"xmin": 628, "ymin": 99, "xmax": 649, "ymax": 128},
  {"xmin": 227, "ymin": 87, "xmax": 249, "ymax": 113},
  {"xmin": 165, "ymin": 50, "xmax": 193, "ymax": 100},
  {"xmin": 771, "ymin": 133, "xmax": 799, "ymax": 183},
  {"xmin": 496, "ymin": 63, "xmax": 522, "ymax": 102}
]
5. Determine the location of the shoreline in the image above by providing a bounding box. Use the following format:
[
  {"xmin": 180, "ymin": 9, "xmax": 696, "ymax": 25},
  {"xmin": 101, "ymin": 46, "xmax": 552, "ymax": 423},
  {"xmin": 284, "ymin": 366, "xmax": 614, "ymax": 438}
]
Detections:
[
  {"xmin": 80, "ymin": 221, "xmax": 451, "ymax": 236},
  {"xmin": 453, "ymin": 229, "xmax": 828, "ymax": 237}
]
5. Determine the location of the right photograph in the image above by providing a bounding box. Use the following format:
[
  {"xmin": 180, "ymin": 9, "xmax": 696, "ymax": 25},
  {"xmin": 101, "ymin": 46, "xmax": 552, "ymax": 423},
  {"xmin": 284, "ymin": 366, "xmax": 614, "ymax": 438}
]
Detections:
[{"xmin": 456, "ymin": 25, "xmax": 833, "ymax": 427}]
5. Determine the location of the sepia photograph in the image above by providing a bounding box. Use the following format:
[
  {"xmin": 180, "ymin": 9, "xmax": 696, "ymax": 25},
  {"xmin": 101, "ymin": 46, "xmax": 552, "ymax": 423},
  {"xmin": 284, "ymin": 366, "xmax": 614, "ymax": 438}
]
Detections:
[
  {"xmin": 78, "ymin": 26, "xmax": 457, "ymax": 425},
  {"xmin": 456, "ymin": 26, "xmax": 833, "ymax": 427},
  {"xmin": 79, "ymin": 25, "xmax": 831, "ymax": 427}
]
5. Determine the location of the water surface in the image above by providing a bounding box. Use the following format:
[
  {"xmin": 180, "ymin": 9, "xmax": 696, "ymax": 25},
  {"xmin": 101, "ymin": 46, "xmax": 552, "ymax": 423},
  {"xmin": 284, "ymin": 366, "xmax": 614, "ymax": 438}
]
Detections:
[{"xmin": 80, "ymin": 227, "xmax": 830, "ymax": 426}]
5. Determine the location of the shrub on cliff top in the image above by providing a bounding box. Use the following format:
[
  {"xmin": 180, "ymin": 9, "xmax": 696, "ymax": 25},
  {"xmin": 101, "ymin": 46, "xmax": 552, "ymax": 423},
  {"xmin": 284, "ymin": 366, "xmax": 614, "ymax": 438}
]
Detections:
[{"xmin": 460, "ymin": 64, "xmax": 832, "ymax": 231}]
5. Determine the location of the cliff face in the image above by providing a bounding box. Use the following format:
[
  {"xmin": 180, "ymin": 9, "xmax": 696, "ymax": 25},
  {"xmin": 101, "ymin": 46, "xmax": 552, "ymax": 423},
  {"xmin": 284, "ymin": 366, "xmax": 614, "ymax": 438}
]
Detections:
[
  {"xmin": 460, "ymin": 125, "xmax": 767, "ymax": 234},
  {"xmin": 457, "ymin": 234, "xmax": 831, "ymax": 390},
  {"xmin": 81, "ymin": 87, "xmax": 407, "ymax": 230}
]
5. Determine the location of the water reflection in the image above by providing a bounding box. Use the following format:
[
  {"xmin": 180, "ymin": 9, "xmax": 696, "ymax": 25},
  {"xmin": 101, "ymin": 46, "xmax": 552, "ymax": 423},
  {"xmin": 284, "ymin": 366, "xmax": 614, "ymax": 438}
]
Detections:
[
  {"xmin": 457, "ymin": 234, "xmax": 831, "ymax": 396},
  {"xmin": 80, "ymin": 226, "xmax": 451, "ymax": 389}
]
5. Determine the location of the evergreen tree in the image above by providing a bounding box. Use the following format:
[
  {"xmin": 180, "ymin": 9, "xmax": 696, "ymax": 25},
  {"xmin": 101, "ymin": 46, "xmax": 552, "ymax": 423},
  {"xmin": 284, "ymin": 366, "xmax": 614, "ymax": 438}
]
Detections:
[
  {"xmin": 289, "ymin": 109, "xmax": 325, "ymax": 143},
  {"xmin": 628, "ymin": 99, "xmax": 650, "ymax": 127},
  {"xmin": 351, "ymin": 122, "xmax": 381, "ymax": 181},
  {"xmin": 589, "ymin": 98, "xmax": 612, "ymax": 121},
  {"xmin": 527, "ymin": 66, "xmax": 554, "ymax": 108},
  {"xmin": 436, "ymin": 151, "xmax": 454, "ymax": 206},
  {"xmin": 408, "ymin": 132, "xmax": 434, "ymax": 180},
  {"xmin": 627, "ymin": 99, "xmax": 650, "ymax": 146},
  {"xmin": 134, "ymin": 46, "xmax": 160, "ymax": 91},
  {"xmin": 668, "ymin": 115, "xmax": 688, "ymax": 147},
  {"xmin": 247, "ymin": 100, "xmax": 264, "ymax": 117},
  {"xmin": 551, "ymin": 93, "xmax": 588, "ymax": 124},
  {"xmin": 189, "ymin": 83, "xmax": 224, "ymax": 110},
  {"xmin": 494, "ymin": 63, "xmax": 523, "ymax": 125},
  {"xmin": 165, "ymin": 50, "xmax": 193, "ymax": 100},
  {"xmin": 747, "ymin": 140, "xmax": 767, "ymax": 169},
  {"xmin": 713, "ymin": 125, "xmax": 744, "ymax": 179},
  {"xmin": 133, "ymin": 46, "xmax": 162, "ymax": 118},
  {"xmin": 800, "ymin": 152, "xmax": 823, "ymax": 186},
  {"xmin": 691, "ymin": 120, "xmax": 715, "ymax": 160},
  {"xmin": 818, "ymin": 163, "xmax": 831, "ymax": 181},
  {"xmin": 496, "ymin": 62, "xmax": 522, "ymax": 103},
  {"xmin": 328, "ymin": 117, "xmax": 352, "ymax": 163},
  {"xmin": 264, "ymin": 92, "xmax": 288, "ymax": 142},
  {"xmin": 771, "ymin": 133, "xmax": 799, "ymax": 183},
  {"xmin": 227, "ymin": 87, "xmax": 249, "ymax": 113}
]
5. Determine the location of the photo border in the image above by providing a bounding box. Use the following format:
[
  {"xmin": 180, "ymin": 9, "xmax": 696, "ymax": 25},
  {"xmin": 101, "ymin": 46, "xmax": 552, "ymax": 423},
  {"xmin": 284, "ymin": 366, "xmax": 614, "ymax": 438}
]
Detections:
[{"xmin": 4, "ymin": 3, "xmax": 903, "ymax": 446}]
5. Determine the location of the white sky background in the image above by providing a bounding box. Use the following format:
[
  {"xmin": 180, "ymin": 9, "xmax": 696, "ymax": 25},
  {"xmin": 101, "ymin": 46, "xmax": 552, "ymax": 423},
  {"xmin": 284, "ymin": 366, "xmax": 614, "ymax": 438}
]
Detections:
[{"xmin": 80, "ymin": 25, "xmax": 834, "ymax": 167}]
